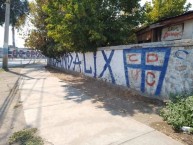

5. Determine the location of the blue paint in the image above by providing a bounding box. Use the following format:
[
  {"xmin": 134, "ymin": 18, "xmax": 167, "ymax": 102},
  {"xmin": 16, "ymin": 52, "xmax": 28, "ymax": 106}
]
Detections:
[
  {"xmin": 8, "ymin": 49, "xmax": 12, "ymax": 55},
  {"xmin": 60, "ymin": 57, "xmax": 63, "ymax": 68},
  {"xmin": 94, "ymin": 52, "xmax": 97, "ymax": 78},
  {"xmin": 141, "ymin": 50, "xmax": 146, "ymax": 93},
  {"xmin": 83, "ymin": 53, "xmax": 92, "ymax": 74},
  {"xmin": 57, "ymin": 59, "xmax": 61, "ymax": 67},
  {"xmin": 54, "ymin": 58, "xmax": 60, "ymax": 67},
  {"xmin": 67, "ymin": 53, "xmax": 73, "ymax": 70},
  {"xmin": 53, "ymin": 59, "xmax": 57, "ymax": 67},
  {"xmin": 123, "ymin": 47, "xmax": 171, "ymax": 96},
  {"xmin": 73, "ymin": 53, "xmax": 81, "ymax": 72},
  {"xmin": 156, "ymin": 49, "xmax": 171, "ymax": 95},
  {"xmin": 60, "ymin": 55, "xmax": 65, "ymax": 68},
  {"xmin": 26, "ymin": 51, "xmax": 30, "ymax": 57},
  {"xmin": 99, "ymin": 50, "xmax": 116, "ymax": 84},
  {"xmin": 64, "ymin": 54, "xmax": 68, "ymax": 69},
  {"xmin": 175, "ymin": 50, "xmax": 189, "ymax": 60}
]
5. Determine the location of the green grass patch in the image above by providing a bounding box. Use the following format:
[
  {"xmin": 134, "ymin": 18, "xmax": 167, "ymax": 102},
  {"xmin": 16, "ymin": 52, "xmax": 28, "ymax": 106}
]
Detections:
[
  {"xmin": 14, "ymin": 103, "xmax": 22, "ymax": 109},
  {"xmin": 14, "ymin": 101, "xmax": 23, "ymax": 109},
  {"xmin": 160, "ymin": 94, "xmax": 193, "ymax": 133},
  {"xmin": 9, "ymin": 128, "xmax": 44, "ymax": 145},
  {"xmin": 0, "ymin": 68, "xmax": 4, "ymax": 73}
]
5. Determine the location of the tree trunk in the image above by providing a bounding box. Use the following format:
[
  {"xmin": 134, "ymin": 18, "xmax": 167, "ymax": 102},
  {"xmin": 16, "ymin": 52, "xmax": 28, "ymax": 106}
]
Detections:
[
  {"xmin": 12, "ymin": 26, "xmax": 15, "ymax": 48},
  {"xmin": 12, "ymin": 26, "xmax": 18, "ymax": 57}
]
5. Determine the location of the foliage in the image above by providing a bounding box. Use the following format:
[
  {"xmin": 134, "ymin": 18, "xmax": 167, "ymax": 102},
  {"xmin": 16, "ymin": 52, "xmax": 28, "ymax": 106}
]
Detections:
[
  {"xmin": 169, "ymin": 92, "xmax": 191, "ymax": 103},
  {"xmin": 0, "ymin": 68, "xmax": 5, "ymax": 73},
  {"xmin": 42, "ymin": 0, "xmax": 142, "ymax": 53},
  {"xmin": 160, "ymin": 95, "xmax": 193, "ymax": 132},
  {"xmin": 143, "ymin": 0, "xmax": 192, "ymax": 23},
  {"xmin": 25, "ymin": 0, "xmax": 143, "ymax": 57},
  {"xmin": 0, "ymin": 0, "xmax": 29, "ymax": 48},
  {"xmin": 10, "ymin": 0, "xmax": 29, "ymax": 28},
  {"xmin": 0, "ymin": 0, "xmax": 5, "ymax": 25},
  {"xmin": 0, "ymin": 0, "xmax": 29, "ymax": 27},
  {"xmin": 9, "ymin": 128, "xmax": 44, "ymax": 145},
  {"xmin": 25, "ymin": 0, "xmax": 63, "ymax": 58},
  {"xmin": 27, "ymin": 0, "xmax": 192, "ymax": 56}
]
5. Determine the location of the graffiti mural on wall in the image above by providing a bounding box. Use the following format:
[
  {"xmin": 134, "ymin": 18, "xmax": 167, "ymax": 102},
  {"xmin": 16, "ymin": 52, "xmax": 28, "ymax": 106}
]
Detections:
[
  {"xmin": 83, "ymin": 52, "xmax": 97, "ymax": 78},
  {"xmin": 8, "ymin": 49, "xmax": 44, "ymax": 58},
  {"xmin": 49, "ymin": 47, "xmax": 174, "ymax": 96},
  {"xmin": 174, "ymin": 50, "xmax": 189, "ymax": 72},
  {"xmin": 73, "ymin": 53, "xmax": 81, "ymax": 72},
  {"xmin": 174, "ymin": 50, "xmax": 189, "ymax": 60},
  {"xmin": 98, "ymin": 50, "xmax": 116, "ymax": 84},
  {"xmin": 123, "ymin": 47, "xmax": 171, "ymax": 95}
]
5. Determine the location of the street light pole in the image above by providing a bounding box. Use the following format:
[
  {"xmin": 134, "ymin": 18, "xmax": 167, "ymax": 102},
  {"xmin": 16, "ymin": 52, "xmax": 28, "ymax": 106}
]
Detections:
[{"xmin": 2, "ymin": 0, "xmax": 11, "ymax": 69}]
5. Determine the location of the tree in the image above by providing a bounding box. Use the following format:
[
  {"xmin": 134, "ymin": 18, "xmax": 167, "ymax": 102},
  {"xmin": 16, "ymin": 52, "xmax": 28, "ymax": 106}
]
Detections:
[
  {"xmin": 10, "ymin": 0, "xmax": 29, "ymax": 48},
  {"xmin": 25, "ymin": 0, "xmax": 62, "ymax": 58},
  {"xmin": 43, "ymin": 0, "xmax": 142, "ymax": 53},
  {"xmin": 143, "ymin": 0, "xmax": 192, "ymax": 23},
  {"xmin": 0, "ymin": 0, "xmax": 5, "ymax": 26},
  {"xmin": 0, "ymin": 0, "xmax": 29, "ymax": 48}
]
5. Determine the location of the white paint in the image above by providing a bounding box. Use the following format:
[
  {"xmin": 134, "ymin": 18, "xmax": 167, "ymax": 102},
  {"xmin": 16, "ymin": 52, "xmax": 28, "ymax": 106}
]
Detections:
[{"xmin": 49, "ymin": 41, "xmax": 193, "ymax": 100}]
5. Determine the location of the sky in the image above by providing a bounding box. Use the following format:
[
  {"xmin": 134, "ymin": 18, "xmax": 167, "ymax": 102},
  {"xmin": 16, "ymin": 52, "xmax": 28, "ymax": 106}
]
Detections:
[{"xmin": 0, "ymin": 0, "xmax": 193, "ymax": 48}]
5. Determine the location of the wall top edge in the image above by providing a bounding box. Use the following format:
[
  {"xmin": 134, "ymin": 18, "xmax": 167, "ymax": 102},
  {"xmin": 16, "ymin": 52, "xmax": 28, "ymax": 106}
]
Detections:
[{"xmin": 98, "ymin": 39, "xmax": 193, "ymax": 51}]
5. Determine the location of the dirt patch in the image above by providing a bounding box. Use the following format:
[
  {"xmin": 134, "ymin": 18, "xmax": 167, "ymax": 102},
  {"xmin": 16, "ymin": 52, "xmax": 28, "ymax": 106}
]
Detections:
[
  {"xmin": 151, "ymin": 122, "xmax": 193, "ymax": 145},
  {"xmin": 46, "ymin": 66, "xmax": 193, "ymax": 145}
]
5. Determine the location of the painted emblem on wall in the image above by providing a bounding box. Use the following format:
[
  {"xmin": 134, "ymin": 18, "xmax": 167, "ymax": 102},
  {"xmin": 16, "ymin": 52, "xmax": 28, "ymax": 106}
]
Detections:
[{"xmin": 123, "ymin": 47, "xmax": 171, "ymax": 96}]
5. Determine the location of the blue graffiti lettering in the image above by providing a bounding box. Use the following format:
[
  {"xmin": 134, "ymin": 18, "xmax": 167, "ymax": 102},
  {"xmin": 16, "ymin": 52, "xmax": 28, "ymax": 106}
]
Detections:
[
  {"xmin": 64, "ymin": 54, "xmax": 68, "ymax": 69},
  {"xmin": 73, "ymin": 53, "xmax": 81, "ymax": 72},
  {"xmin": 61, "ymin": 54, "xmax": 66, "ymax": 69},
  {"xmin": 26, "ymin": 51, "xmax": 30, "ymax": 57},
  {"xmin": 59, "ymin": 56, "xmax": 63, "ymax": 68},
  {"xmin": 67, "ymin": 53, "xmax": 73, "ymax": 70},
  {"xmin": 94, "ymin": 52, "xmax": 97, "ymax": 78},
  {"xmin": 19, "ymin": 50, "xmax": 24, "ymax": 57},
  {"xmin": 99, "ymin": 50, "xmax": 116, "ymax": 84},
  {"xmin": 83, "ymin": 53, "xmax": 92, "ymax": 74},
  {"xmin": 175, "ymin": 50, "xmax": 189, "ymax": 60}
]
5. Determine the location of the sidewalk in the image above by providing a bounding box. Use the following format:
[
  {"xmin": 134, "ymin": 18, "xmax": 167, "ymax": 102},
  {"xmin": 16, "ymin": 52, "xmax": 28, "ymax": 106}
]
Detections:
[
  {"xmin": 0, "ymin": 68, "xmax": 20, "ymax": 111},
  {"xmin": 0, "ymin": 67, "xmax": 26, "ymax": 144},
  {"xmin": 20, "ymin": 64, "xmax": 183, "ymax": 145}
]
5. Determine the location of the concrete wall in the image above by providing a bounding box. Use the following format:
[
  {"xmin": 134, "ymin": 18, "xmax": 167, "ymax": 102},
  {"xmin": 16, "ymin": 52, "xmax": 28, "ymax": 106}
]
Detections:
[{"xmin": 48, "ymin": 39, "xmax": 193, "ymax": 100}]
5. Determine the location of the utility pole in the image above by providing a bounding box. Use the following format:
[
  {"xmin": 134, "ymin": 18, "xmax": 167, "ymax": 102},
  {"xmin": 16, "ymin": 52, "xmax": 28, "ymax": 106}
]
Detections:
[{"xmin": 2, "ymin": 0, "xmax": 11, "ymax": 69}]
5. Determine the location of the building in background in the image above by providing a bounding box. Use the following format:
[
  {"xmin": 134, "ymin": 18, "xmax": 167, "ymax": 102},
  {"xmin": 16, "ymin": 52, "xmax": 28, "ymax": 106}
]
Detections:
[{"xmin": 136, "ymin": 11, "xmax": 193, "ymax": 43}]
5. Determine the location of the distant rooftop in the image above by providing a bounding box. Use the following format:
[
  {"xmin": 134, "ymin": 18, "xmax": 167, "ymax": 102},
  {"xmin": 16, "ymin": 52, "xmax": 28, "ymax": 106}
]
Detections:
[
  {"xmin": 136, "ymin": 11, "xmax": 193, "ymax": 32},
  {"xmin": 136, "ymin": 11, "xmax": 193, "ymax": 43}
]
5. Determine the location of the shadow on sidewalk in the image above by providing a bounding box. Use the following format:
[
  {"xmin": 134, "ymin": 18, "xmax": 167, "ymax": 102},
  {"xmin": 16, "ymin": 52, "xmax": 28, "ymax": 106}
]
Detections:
[{"xmin": 46, "ymin": 66, "xmax": 164, "ymax": 118}]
